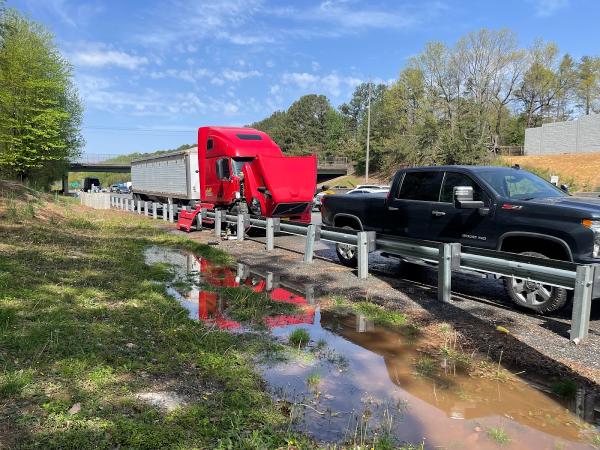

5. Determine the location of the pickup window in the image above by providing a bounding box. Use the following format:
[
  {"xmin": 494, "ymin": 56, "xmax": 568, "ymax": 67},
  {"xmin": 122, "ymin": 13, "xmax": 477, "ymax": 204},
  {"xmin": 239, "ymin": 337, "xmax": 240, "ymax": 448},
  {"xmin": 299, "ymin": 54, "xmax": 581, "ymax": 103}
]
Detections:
[
  {"xmin": 397, "ymin": 171, "xmax": 443, "ymax": 201},
  {"xmin": 440, "ymin": 172, "xmax": 485, "ymax": 203}
]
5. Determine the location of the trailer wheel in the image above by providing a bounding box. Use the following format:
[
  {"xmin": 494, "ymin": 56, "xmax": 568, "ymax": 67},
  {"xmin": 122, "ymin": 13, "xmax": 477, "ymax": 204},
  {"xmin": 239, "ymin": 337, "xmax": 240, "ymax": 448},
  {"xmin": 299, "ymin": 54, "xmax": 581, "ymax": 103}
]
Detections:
[
  {"xmin": 336, "ymin": 226, "xmax": 358, "ymax": 267},
  {"xmin": 504, "ymin": 251, "xmax": 568, "ymax": 314}
]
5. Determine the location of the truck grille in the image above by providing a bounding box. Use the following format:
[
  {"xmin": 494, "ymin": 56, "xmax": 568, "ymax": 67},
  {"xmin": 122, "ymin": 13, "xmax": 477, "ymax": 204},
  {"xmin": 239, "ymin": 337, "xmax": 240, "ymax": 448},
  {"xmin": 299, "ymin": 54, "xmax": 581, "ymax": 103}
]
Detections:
[{"xmin": 272, "ymin": 202, "xmax": 310, "ymax": 216}]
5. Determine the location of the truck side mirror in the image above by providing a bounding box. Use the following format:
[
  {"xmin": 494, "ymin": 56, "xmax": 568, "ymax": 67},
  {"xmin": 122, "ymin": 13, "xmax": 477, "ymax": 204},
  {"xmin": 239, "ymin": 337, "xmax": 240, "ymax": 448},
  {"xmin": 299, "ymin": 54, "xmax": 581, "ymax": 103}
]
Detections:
[
  {"xmin": 453, "ymin": 186, "xmax": 484, "ymax": 209},
  {"xmin": 560, "ymin": 184, "xmax": 569, "ymax": 193}
]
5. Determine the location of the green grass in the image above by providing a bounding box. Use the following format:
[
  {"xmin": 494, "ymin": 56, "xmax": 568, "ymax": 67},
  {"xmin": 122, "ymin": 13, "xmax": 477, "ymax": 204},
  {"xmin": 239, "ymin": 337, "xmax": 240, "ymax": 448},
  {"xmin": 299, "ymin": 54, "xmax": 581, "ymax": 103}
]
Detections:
[
  {"xmin": 306, "ymin": 373, "xmax": 321, "ymax": 388},
  {"xmin": 414, "ymin": 357, "xmax": 436, "ymax": 378},
  {"xmin": 0, "ymin": 189, "xmax": 310, "ymax": 449},
  {"xmin": 219, "ymin": 286, "xmax": 299, "ymax": 325},
  {"xmin": 329, "ymin": 296, "xmax": 408, "ymax": 328},
  {"xmin": 487, "ymin": 426, "xmax": 511, "ymax": 445},
  {"xmin": 288, "ymin": 328, "xmax": 310, "ymax": 347},
  {"xmin": 591, "ymin": 433, "xmax": 600, "ymax": 448},
  {"xmin": 550, "ymin": 379, "xmax": 578, "ymax": 398}
]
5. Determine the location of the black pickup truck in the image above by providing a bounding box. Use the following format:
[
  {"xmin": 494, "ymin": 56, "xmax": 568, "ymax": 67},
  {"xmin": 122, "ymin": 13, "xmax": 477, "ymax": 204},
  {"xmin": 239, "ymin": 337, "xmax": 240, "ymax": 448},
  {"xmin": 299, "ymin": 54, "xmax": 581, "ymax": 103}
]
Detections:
[{"xmin": 321, "ymin": 165, "xmax": 600, "ymax": 313}]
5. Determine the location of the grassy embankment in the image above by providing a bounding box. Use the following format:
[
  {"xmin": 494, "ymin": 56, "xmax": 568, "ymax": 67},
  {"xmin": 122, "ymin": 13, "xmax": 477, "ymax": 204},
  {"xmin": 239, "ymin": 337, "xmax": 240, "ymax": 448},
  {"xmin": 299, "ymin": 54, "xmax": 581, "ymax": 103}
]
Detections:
[{"xmin": 0, "ymin": 181, "xmax": 310, "ymax": 449}]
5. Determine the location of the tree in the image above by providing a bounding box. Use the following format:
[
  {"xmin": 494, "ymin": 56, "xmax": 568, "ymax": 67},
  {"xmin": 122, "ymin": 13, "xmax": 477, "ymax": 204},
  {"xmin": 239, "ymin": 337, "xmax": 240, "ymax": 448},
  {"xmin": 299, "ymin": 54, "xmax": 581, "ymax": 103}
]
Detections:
[
  {"xmin": 0, "ymin": 9, "xmax": 83, "ymax": 180},
  {"xmin": 575, "ymin": 56, "xmax": 600, "ymax": 115}
]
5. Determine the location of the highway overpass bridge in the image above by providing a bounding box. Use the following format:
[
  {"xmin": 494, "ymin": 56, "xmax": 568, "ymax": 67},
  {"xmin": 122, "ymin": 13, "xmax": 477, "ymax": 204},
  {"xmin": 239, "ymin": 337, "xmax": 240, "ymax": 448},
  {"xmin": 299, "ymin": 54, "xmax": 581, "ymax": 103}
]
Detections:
[{"xmin": 64, "ymin": 154, "xmax": 350, "ymax": 190}]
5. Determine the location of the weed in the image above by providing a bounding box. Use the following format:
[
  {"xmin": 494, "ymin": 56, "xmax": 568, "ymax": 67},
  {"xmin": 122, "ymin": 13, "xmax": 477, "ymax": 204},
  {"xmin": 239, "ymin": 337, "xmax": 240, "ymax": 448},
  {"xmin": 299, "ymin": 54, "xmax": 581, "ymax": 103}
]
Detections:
[
  {"xmin": 414, "ymin": 357, "xmax": 436, "ymax": 378},
  {"xmin": 306, "ymin": 373, "xmax": 321, "ymax": 387},
  {"xmin": 591, "ymin": 433, "xmax": 600, "ymax": 448},
  {"xmin": 328, "ymin": 296, "xmax": 408, "ymax": 328},
  {"xmin": 487, "ymin": 426, "xmax": 511, "ymax": 445},
  {"xmin": 0, "ymin": 369, "xmax": 34, "ymax": 396},
  {"xmin": 289, "ymin": 328, "xmax": 310, "ymax": 347},
  {"xmin": 221, "ymin": 286, "xmax": 299, "ymax": 324},
  {"xmin": 314, "ymin": 338, "xmax": 327, "ymax": 350},
  {"xmin": 551, "ymin": 379, "xmax": 578, "ymax": 398}
]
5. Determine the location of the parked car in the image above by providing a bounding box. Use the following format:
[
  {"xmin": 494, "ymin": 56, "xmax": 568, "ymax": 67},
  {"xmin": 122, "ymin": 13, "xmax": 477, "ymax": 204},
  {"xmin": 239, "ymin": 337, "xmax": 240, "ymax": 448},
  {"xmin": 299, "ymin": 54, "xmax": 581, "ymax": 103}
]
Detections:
[
  {"xmin": 110, "ymin": 183, "xmax": 130, "ymax": 194},
  {"xmin": 347, "ymin": 187, "xmax": 390, "ymax": 195},
  {"xmin": 321, "ymin": 165, "xmax": 600, "ymax": 314}
]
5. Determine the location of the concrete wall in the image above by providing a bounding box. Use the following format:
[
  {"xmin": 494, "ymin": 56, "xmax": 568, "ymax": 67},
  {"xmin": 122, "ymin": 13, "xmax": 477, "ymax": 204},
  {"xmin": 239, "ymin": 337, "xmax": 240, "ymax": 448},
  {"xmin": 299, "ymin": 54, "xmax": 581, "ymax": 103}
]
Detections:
[
  {"xmin": 524, "ymin": 114, "xmax": 600, "ymax": 155},
  {"xmin": 80, "ymin": 192, "xmax": 111, "ymax": 209}
]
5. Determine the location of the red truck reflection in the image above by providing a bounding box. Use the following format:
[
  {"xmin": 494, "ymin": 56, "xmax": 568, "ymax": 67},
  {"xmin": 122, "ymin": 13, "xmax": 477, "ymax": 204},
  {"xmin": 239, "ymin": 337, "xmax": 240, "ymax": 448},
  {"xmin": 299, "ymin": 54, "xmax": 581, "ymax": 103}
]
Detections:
[{"xmin": 193, "ymin": 256, "xmax": 315, "ymax": 329}]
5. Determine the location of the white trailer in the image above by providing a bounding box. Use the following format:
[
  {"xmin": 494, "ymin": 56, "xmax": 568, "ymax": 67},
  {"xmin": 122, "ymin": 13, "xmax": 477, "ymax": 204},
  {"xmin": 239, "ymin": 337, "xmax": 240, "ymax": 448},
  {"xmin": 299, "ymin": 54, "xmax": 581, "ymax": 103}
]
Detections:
[{"xmin": 131, "ymin": 148, "xmax": 200, "ymax": 204}]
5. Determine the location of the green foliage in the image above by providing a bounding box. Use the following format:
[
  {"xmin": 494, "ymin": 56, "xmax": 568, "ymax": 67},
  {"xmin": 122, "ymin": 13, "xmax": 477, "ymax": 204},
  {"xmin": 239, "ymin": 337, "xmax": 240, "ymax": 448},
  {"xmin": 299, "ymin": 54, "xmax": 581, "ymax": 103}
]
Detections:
[
  {"xmin": 0, "ymin": 8, "xmax": 83, "ymax": 181},
  {"xmin": 288, "ymin": 328, "xmax": 310, "ymax": 347},
  {"xmin": 551, "ymin": 379, "xmax": 578, "ymax": 398},
  {"xmin": 487, "ymin": 427, "xmax": 511, "ymax": 445}
]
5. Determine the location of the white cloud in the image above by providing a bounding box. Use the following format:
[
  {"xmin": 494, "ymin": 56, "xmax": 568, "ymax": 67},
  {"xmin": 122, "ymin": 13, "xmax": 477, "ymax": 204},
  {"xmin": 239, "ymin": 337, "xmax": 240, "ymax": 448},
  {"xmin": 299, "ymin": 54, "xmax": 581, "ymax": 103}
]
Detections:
[
  {"xmin": 281, "ymin": 71, "xmax": 362, "ymax": 97},
  {"xmin": 71, "ymin": 44, "xmax": 148, "ymax": 70},
  {"xmin": 222, "ymin": 69, "xmax": 261, "ymax": 82},
  {"xmin": 531, "ymin": 0, "xmax": 570, "ymax": 17}
]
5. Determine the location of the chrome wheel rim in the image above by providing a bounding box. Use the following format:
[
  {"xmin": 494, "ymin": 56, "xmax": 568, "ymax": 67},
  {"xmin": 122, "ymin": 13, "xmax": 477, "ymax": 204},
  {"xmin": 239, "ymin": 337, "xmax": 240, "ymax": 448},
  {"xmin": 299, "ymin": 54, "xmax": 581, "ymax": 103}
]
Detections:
[{"xmin": 509, "ymin": 277, "xmax": 553, "ymax": 307}]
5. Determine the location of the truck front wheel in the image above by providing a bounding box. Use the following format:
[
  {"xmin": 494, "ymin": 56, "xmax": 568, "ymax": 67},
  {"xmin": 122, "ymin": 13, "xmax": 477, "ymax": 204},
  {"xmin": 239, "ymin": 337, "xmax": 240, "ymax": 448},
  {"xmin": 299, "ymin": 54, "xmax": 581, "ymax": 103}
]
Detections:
[
  {"xmin": 336, "ymin": 226, "xmax": 358, "ymax": 267},
  {"xmin": 504, "ymin": 251, "xmax": 568, "ymax": 314}
]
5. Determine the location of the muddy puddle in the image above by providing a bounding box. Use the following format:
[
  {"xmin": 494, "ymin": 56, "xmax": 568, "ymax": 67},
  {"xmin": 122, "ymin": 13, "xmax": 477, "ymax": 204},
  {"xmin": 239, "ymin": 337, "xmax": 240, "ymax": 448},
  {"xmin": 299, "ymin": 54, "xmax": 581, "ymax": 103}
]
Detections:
[{"xmin": 145, "ymin": 246, "xmax": 600, "ymax": 449}]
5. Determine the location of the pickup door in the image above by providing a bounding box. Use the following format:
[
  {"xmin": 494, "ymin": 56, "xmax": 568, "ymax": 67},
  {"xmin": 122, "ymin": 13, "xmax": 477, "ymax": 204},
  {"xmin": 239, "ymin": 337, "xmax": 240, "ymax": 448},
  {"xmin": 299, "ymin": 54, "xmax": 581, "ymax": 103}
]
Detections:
[
  {"xmin": 385, "ymin": 171, "xmax": 443, "ymax": 240},
  {"xmin": 385, "ymin": 170, "xmax": 496, "ymax": 247}
]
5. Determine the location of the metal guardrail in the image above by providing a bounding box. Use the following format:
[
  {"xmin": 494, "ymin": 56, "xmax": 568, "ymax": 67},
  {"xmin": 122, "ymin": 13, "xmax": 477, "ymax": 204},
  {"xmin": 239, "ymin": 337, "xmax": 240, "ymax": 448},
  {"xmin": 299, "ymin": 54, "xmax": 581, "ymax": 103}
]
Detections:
[{"xmin": 108, "ymin": 195, "xmax": 599, "ymax": 344}]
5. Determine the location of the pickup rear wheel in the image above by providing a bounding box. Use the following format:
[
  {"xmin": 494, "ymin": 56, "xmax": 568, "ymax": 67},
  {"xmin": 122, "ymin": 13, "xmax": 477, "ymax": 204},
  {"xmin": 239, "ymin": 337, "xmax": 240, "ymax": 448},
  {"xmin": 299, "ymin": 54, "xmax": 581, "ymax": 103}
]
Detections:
[
  {"xmin": 504, "ymin": 251, "xmax": 568, "ymax": 314},
  {"xmin": 336, "ymin": 226, "xmax": 358, "ymax": 267}
]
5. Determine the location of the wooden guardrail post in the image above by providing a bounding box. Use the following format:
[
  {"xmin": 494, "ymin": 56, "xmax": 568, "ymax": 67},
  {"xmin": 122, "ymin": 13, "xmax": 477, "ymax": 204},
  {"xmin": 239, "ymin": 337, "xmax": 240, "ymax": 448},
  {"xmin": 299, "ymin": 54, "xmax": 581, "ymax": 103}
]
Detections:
[
  {"xmin": 266, "ymin": 217, "xmax": 280, "ymax": 252},
  {"xmin": 162, "ymin": 203, "xmax": 168, "ymax": 221},
  {"xmin": 357, "ymin": 231, "xmax": 376, "ymax": 279},
  {"xmin": 570, "ymin": 265, "xmax": 595, "ymax": 343},
  {"xmin": 438, "ymin": 243, "xmax": 461, "ymax": 303},
  {"xmin": 144, "ymin": 201, "xmax": 149, "ymax": 216}
]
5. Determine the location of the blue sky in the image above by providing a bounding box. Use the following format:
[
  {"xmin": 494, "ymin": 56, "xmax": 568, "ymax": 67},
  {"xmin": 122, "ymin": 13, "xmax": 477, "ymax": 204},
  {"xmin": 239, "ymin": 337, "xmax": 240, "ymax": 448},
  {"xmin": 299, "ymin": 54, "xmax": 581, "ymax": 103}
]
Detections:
[{"xmin": 9, "ymin": 0, "xmax": 600, "ymax": 155}]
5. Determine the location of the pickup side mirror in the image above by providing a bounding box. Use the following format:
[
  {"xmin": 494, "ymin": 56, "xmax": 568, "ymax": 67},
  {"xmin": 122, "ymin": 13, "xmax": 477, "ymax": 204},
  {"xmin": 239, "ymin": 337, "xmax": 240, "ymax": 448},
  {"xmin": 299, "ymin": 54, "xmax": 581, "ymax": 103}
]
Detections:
[
  {"xmin": 453, "ymin": 186, "xmax": 485, "ymax": 209},
  {"xmin": 560, "ymin": 184, "xmax": 569, "ymax": 193}
]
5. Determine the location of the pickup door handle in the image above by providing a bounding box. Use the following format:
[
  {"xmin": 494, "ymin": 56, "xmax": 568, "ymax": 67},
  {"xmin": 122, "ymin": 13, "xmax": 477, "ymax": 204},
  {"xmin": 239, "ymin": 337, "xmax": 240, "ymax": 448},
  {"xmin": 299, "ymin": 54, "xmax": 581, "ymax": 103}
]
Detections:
[{"xmin": 432, "ymin": 210, "xmax": 446, "ymax": 217}]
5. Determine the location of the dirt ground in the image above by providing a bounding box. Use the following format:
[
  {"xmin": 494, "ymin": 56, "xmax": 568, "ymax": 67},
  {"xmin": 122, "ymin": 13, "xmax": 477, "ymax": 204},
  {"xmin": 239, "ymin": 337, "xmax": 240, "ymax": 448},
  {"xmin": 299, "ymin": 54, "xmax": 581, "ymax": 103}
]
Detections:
[
  {"xmin": 506, "ymin": 153, "xmax": 600, "ymax": 190},
  {"xmin": 168, "ymin": 224, "xmax": 600, "ymax": 395}
]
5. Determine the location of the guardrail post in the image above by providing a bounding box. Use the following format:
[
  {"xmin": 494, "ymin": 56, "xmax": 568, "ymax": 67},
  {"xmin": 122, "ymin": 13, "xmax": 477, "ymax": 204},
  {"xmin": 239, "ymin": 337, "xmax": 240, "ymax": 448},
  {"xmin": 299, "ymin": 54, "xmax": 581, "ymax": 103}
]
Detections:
[
  {"xmin": 438, "ymin": 243, "xmax": 461, "ymax": 303},
  {"xmin": 265, "ymin": 272, "xmax": 274, "ymax": 291},
  {"xmin": 168, "ymin": 204, "xmax": 174, "ymax": 223},
  {"xmin": 162, "ymin": 203, "xmax": 168, "ymax": 221},
  {"xmin": 303, "ymin": 224, "xmax": 317, "ymax": 263},
  {"xmin": 236, "ymin": 213, "xmax": 247, "ymax": 241},
  {"xmin": 144, "ymin": 201, "xmax": 149, "ymax": 216},
  {"xmin": 197, "ymin": 208, "xmax": 207, "ymax": 231},
  {"xmin": 136, "ymin": 200, "xmax": 141, "ymax": 214},
  {"xmin": 570, "ymin": 265, "xmax": 594, "ymax": 343},
  {"xmin": 130, "ymin": 199, "xmax": 135, "ymax": 213},
  {"xmin": 266, "ymin": 217, "xmax": 280, "ymax": 252},
  {"xmin": 214, "ymin": 209, "xmax": 225, "ymax": 237},
  {"xmin": 357, "ymin": 231, "xmax": 376, "ymax": 279}
]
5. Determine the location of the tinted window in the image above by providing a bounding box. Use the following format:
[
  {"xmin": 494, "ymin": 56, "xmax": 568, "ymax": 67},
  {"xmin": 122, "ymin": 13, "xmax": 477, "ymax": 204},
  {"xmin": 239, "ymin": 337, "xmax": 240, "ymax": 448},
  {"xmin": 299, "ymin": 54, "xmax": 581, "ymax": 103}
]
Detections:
[
  {"xmin": 236, "ymin": 134, "xmax": 262, "ymax": 141},
  {"xmin": 397, "ymin": 172, "xmax": 443, "ymax": 201},
  {"xmin": 440, "ymin": 172, "xmax": 484, "ymax": 203},
  {"xmin": 216, "ymin": 158, "xmax": 230, "ymax": 180},
  {"xmin": 207, "ymin": 139, "xmax": 214, "ymax": 150}
]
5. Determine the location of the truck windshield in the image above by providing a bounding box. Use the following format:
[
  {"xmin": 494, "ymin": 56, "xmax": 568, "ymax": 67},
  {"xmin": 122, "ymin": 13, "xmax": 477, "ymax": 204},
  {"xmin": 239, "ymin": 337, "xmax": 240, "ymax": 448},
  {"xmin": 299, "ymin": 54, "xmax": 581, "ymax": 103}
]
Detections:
[
  {"xmin": 232, "ymin": 157, "xmax": 254, "ymax": 176},
  {"xmin": 477, "ymin": 168, "xmax": 567, "ymax": 200}
]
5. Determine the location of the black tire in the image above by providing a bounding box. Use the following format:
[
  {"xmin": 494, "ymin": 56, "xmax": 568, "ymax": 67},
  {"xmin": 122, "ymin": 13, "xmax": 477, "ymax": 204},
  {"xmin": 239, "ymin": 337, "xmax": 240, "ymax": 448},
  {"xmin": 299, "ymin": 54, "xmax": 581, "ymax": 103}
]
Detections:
[
  {"xmin": 504, "ymin": 251, "xmax": 568, "ymax": 314},
  {"xmin": 336, "ymin": 225, "xmax": 358, "ymax": 267}
]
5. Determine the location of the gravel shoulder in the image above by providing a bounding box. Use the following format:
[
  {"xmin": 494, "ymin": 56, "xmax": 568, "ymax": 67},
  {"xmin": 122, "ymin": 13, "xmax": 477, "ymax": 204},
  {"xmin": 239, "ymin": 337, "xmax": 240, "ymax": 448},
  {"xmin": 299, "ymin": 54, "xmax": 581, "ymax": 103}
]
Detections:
[{"xmin": 176, "ymin": 225, "xmax": 600, "ymax": 391}]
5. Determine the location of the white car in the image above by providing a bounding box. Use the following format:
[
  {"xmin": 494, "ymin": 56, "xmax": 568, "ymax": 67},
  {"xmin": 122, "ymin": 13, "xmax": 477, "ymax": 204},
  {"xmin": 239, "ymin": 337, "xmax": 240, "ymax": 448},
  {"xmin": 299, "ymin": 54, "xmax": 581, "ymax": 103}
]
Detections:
[{"xmin": 346, "ymin": 187, "xmax": 390, "ymax": 195}]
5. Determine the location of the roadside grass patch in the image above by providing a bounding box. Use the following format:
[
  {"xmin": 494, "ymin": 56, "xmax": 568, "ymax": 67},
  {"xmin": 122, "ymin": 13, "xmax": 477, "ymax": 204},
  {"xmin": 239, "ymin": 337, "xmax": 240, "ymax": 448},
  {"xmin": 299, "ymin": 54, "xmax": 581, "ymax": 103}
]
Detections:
[
  {"xmin": 0, "ymin": 188, "xmax": 310, "ymax": 448},
  {"xmin": 220, "ymin": 286, "xmax": 299, "ymax": 325},
  {"xmin": 328, "ymin": 295, "xmax": 408, "ymax": 328},
  {"xmin": 551, "ymin": 379, "xmax": 578, "ymax": 398},
  {"xmin": 487, "ymin": 426, "xmax": 511, "ymax": 445},
  {"xmin": 306, "ymin": 373, "xmax": 321, "ymax": 388},
  {"xmin": 289, "ymin": 328, "xmax": 310, "ymax": 347},
  {"xmin": 414, "ymin": 357, "xmax": 436, "ymax": 378}
]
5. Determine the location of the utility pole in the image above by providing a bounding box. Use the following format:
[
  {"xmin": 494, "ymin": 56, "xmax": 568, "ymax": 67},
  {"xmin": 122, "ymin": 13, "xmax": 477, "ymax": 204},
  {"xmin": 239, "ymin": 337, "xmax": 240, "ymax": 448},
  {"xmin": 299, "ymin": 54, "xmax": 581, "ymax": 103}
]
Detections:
[{"xmin": 365, "ymin": 82, "xmax": 371, "ymax": 183}]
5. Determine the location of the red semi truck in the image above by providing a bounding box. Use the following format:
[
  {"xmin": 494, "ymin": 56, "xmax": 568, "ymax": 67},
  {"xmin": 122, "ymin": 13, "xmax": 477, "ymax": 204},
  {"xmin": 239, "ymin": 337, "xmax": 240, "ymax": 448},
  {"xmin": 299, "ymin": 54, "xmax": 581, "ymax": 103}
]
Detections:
[{"xmin": 132, "ymin": 126, "xmax": 317, "ymax": 230}]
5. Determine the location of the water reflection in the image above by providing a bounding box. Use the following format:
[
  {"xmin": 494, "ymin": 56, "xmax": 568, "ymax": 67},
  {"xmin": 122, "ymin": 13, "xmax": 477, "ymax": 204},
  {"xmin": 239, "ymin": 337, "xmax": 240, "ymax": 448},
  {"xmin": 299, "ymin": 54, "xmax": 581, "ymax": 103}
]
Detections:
[{"xmin": 144, "ymin": 247, "xmax": 599, "ymax": 449}]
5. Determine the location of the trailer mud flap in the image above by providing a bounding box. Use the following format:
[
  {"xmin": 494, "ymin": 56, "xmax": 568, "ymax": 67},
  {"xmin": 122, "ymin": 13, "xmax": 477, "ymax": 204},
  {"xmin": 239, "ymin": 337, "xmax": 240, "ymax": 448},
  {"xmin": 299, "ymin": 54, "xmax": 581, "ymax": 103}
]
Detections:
[{"xmin": 177, "ymin": 208, "xmax": 200, "ymax": 232}]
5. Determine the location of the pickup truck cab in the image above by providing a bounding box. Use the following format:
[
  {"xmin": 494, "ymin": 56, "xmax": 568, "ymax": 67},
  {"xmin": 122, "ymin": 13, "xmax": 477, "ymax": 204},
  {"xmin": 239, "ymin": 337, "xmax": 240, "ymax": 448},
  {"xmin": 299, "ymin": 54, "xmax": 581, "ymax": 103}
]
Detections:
[{"xmin": 321, "ymin": 165, "xmax": 600, "ymax": 313}]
